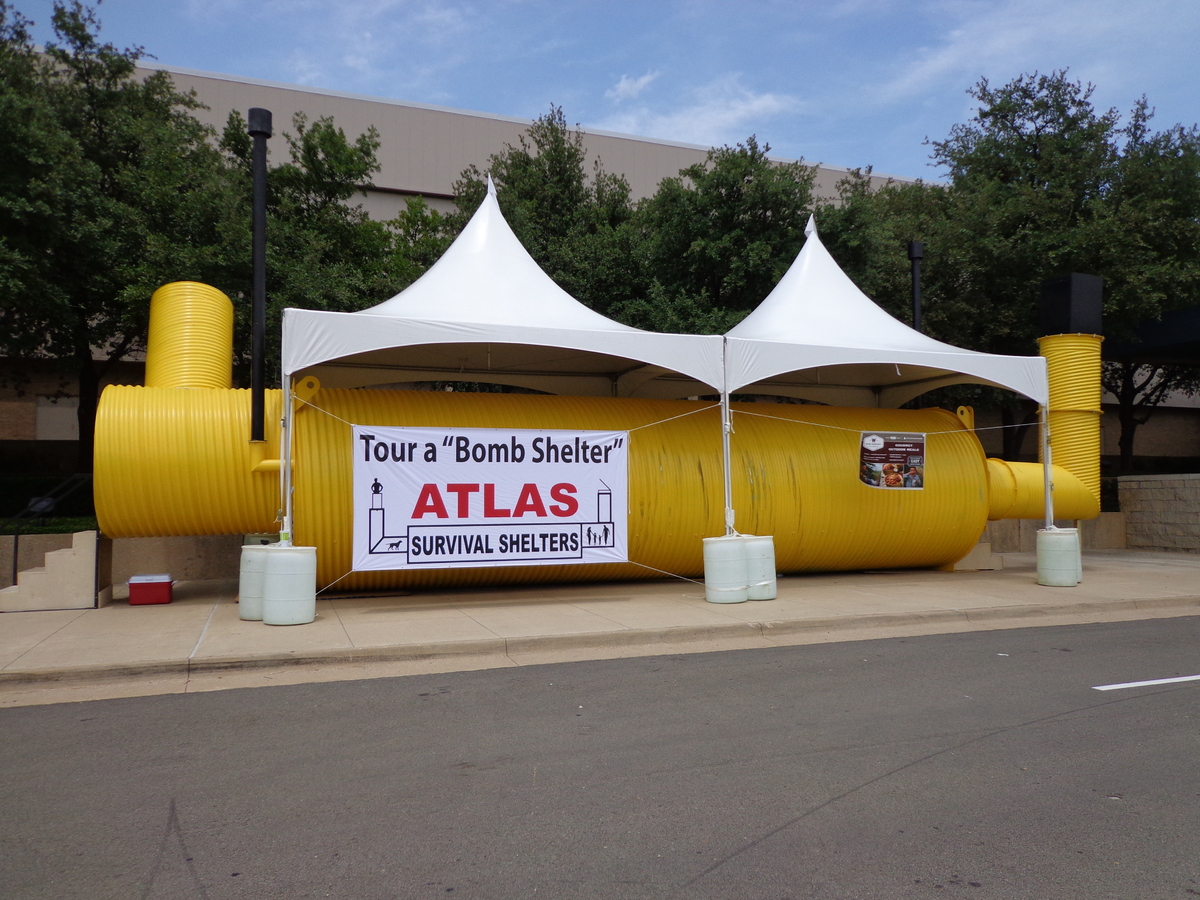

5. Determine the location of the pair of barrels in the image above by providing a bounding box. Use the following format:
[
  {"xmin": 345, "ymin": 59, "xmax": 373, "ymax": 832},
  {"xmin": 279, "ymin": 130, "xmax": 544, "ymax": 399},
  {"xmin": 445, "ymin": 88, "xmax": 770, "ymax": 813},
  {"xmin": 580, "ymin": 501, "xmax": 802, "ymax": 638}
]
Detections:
[
  {"xmin": 238, "ymin": 544, "xmax": 318, "ymax": 625},
  {"xmin": 702, "ymin": 534, "xmax": 778, "ymax": 603}
]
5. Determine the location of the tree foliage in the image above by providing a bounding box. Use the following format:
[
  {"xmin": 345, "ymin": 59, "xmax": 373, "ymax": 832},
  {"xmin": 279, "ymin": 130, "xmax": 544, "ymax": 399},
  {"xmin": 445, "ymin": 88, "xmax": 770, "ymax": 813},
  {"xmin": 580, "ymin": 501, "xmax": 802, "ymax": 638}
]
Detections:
[
  {"xmin": 621, "ymin": 137, "xmax": 815, "ymax": 333},
  {"xmin": 0, "ymin": 2, "xmax": 405, "ymax": 468},
  {"xmin": 636, "ymin": 137, "xmax": 815, "ymax": 312},
  {"xmin": 450, "ymin": 106, "xmax": 640, "ymax": 318},
  {"xmin": 819, "ymin": 72, "xmax": 1200, "ymax": 464},
  {"xmin": 0, "ymin": 0, "xmax": 232, "ymax": 468},
  {"xmin": 217, "ymin": 110, "xmax": 399, "ymax": 382},
  {"xmin": 447, "ymin": 114, "xmax": 819, "ymax": 335}
]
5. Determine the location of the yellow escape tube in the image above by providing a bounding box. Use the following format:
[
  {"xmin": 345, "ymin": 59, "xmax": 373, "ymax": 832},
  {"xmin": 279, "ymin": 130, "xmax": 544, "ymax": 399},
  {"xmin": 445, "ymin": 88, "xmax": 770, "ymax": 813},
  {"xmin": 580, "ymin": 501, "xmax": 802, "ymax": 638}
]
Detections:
[
  {"xmin": 983, "ymin": 331, "xmax": 1103, "ymax": 522},
  {"xmin": 94, "ymin": 282, "xmax": 1104, "ymax": 590},
  {"xmin": 1040, "ymin": 333, "xmax": 1104, "ymax": 508}
]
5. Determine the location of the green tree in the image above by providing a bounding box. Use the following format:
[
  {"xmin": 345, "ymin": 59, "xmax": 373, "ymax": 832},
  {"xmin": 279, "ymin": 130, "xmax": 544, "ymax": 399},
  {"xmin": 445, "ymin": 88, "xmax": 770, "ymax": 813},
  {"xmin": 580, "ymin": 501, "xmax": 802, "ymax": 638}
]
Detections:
[
  {"xmin": 386, "ymin": 194, "xmax": 455, "ymax": 289},
  {"xmin": 823, "ymin": 72, "xmax": 1200, "ymax": 465},
  {"xmin": 627, "ymin": 136, "xmax": 816, "ymax": 332},
  {"xmin": 0, "ymin": 0, "xmax": 234, "ymax": 471},
  {"xmin": 1092, "ymin": 102, "xmax": 1200, "ymax": 468},
  {"xmin": 926, "ymin": 73, "xmax": 1121, "ymax": 355},
  {"xmin": 445, "ymin": 116, "xmax": 818, "ymax": 336},
  {"xmin": 217, "ymin": 110, "xmax": 402, "ymax": 384},
  {"xmin": 450, "ymin": 106, "xmax": 641, "ymax": 318}
]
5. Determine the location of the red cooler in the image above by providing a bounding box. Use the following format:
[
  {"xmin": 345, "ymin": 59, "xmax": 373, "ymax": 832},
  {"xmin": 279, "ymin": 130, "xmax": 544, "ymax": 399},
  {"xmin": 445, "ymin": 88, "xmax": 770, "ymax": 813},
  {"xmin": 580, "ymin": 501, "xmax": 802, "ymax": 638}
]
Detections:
[{"xmin": 128, "ymin": 574, "xmax": 173, "ymax": 605}]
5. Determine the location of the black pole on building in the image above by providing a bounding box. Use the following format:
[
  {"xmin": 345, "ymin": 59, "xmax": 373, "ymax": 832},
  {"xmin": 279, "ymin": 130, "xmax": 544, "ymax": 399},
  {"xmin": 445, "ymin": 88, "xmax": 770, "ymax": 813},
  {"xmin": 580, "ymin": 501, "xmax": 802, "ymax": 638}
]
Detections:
[
  {"xmin": 248, "ymin": 108, "xmax": 272, "ymax": 442},
  {"xmin": 907, "ymin": 241, "xmax": 924, "ymax": 333}
]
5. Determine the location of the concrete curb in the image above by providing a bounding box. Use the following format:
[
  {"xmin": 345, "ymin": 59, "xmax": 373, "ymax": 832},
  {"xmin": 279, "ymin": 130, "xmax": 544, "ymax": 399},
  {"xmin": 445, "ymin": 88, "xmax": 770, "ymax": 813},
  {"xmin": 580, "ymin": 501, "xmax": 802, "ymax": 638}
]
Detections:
[{"xmin": 4, "ymin": 595, "xmax": 1198, "ymax": 687}]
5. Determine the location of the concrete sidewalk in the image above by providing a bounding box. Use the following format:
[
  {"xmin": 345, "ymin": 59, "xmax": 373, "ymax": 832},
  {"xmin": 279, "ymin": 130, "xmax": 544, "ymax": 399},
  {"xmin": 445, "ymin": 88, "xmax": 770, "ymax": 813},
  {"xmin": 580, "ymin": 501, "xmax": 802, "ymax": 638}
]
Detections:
[{"xmin": 2, "ymin": 550, "xmax": 1198, "ymax": 707}]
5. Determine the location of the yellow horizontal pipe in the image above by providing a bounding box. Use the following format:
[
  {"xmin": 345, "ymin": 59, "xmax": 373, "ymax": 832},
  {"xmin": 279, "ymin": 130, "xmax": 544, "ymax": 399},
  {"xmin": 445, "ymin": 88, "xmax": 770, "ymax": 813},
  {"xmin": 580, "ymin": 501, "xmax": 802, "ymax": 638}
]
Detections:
[
  {"xmin": 249, "ymin": 440, "xmax": 281, "ymax": 473},
  {"xmin": 96, "ymin": 386, "xmax": 997, "ymax": 588},
  {"xmin": 99, "ymin": 389, "xmax": 1104, "ymax": 590},
  {"xmin": 95, "ymin": 386, "xmax": 282, "ymax": 538},
  {"xmin": 986, "ymin": 458, "xmax": 1099, "ymax": 521}
]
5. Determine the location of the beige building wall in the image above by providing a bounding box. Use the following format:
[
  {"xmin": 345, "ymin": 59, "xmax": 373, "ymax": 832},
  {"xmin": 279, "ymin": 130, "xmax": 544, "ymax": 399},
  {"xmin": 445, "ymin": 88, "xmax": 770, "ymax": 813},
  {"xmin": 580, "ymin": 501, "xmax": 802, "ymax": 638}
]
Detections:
[
  {"xmin": 0, "ymin": 400, "xmax": 36, "ymax": 441},
  {"xmin": 0, "ymin": 360, "xmax": 145, "ymax": 457},
  {"xmin": 936, "ymin": 398, "xmax": 1199, "ymax": 463},
  {"xmin": 153, "ymin": 64, "xmax": 903, "ymax": 220},
  {"xmin": 1099, "ymin": 399, "xmax": 1200, "ymax": 459}
]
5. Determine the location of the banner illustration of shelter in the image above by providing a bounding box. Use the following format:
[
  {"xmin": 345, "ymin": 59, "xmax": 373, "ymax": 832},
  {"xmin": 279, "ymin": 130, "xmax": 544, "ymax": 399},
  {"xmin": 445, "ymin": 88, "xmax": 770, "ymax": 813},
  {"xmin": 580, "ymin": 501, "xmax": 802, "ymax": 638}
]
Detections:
[{"xmin": 352, "ymin": 425, "xmax": 628, "ymax": 571}]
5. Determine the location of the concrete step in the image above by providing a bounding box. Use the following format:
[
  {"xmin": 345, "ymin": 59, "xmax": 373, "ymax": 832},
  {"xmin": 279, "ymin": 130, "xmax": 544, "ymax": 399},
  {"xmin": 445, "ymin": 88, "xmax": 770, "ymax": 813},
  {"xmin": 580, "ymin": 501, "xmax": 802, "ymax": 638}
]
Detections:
[{"xmin": 0, "ymin": 532, "xmax": 100, "ymax": 612}]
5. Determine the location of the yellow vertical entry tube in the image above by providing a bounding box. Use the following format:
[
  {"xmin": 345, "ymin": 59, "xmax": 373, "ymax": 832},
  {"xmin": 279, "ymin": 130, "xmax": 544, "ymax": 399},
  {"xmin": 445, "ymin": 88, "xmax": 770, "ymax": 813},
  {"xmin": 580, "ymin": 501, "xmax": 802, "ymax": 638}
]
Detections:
[
  {"xmin": 1038, "ymin": 333, "xmax": 1103, "ymax": 517},
  {"xmin": 144, "ymin": 282, "xmax": 234, "ymax": 389},
  {"xmin": 96, "ymin": 281, "xmax": 282, "ymax": 538}
]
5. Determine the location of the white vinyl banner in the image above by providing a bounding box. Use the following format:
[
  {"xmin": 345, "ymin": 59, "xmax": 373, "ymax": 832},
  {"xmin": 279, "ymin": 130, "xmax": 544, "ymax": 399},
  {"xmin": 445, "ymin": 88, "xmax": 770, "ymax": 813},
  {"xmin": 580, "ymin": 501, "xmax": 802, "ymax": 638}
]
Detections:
[{"xmin": 352, "ymin": 425, "xmax": 628, "ymax": 571}]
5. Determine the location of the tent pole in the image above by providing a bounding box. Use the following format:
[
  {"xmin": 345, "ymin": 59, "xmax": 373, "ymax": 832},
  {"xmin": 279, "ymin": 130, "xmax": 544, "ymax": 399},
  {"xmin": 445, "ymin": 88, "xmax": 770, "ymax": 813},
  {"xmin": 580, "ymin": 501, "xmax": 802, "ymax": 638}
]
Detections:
[
  {"xmin": 721, "ymin": 339, "xmax": 735, "ymax": 535},
  {"xmin": 1041, "ymin": 404, "xmax": 1055, "ymax": 530},
  {"xmin": 722, "ymin": 389, "xmax": 735, "ymax": 535},
  {"xmin": 280, "ymin": 375, "xmax": 295, "ymax": 547}
]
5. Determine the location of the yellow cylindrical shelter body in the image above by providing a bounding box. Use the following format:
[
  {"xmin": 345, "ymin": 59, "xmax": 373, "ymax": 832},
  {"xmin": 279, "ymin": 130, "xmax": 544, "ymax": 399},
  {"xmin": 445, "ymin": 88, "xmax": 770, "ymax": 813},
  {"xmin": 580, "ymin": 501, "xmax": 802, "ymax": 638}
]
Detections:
[{"xmin": 100, "ymin": 386, "xmax": 1003, "ymax": 590}]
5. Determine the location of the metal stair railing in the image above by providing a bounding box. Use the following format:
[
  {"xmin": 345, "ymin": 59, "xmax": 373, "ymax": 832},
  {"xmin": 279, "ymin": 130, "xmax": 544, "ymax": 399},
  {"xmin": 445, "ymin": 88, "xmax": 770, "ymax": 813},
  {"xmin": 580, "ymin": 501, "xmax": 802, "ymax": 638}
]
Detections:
[{"xmin": 3, "ymin": 473, "xmax": 94, "ymax": 587}]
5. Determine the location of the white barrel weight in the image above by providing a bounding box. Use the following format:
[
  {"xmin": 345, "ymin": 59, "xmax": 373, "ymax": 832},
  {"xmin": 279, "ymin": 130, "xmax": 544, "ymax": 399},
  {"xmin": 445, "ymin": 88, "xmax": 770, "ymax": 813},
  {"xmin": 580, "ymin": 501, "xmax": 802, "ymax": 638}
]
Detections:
[
  {"xmin": 1036, "ymin": 528, "xmax": 1081, "ymax": 587},
  {"xmin": 742, "ymin": 534, "xmax": 777, "ymax": 600},
  {"xmin": 702, "ymin": 535, "xmax": 749, "ymax": 604},
  {"xmin": 262, "ymin": 545, "xmax": 318, "ymax": 625},
  {"xmin": 237, "ymin": 545, "xmax": 269, "ymax": 621}
]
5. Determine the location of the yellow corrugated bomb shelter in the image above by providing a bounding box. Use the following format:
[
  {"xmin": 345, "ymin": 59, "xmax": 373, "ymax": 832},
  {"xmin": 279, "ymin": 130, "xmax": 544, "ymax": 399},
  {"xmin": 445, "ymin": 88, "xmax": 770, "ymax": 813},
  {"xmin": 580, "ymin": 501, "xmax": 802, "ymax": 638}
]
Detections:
[{"xmin": 95, "ymin": 201, "xmax": 1102, "ymax": 594}]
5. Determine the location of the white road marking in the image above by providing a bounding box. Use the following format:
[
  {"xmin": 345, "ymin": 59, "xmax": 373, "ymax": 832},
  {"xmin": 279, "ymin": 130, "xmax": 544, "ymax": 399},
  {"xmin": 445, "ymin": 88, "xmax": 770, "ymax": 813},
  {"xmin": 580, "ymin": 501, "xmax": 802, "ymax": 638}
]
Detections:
[{"xmin": 1092, "ymin": 674, "xmax": 1200, "ymax": 691}]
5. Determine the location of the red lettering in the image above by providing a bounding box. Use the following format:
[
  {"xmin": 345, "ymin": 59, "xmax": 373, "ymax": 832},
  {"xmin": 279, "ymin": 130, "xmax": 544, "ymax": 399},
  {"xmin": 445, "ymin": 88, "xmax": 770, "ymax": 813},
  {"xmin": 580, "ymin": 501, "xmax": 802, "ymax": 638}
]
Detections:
[
  {"xmin": 445, "ymin": 483, "xmax": 479, "ymax": 518},
  {"xmin": 411, "ymin": 484, "xmax": 448, "ymax": 519},
  {"xmin": 549, "ymin": 483, "xmax": 578, "ymax": 517},
  {"xmin": 512, "ymin": 483, "xmax": 547, "ymax": 517},
  {"xmin": 483, "ymin": 483, "xmax": 511, "ymax": 518}
]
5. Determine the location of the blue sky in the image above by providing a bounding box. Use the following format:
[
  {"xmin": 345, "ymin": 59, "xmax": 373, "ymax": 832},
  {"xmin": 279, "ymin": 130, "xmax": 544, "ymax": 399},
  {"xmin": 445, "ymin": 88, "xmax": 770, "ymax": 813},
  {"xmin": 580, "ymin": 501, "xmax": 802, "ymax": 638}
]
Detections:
[{"xmin": 16, "ymin": 0, "xmax": 1200, "ymax": 181}]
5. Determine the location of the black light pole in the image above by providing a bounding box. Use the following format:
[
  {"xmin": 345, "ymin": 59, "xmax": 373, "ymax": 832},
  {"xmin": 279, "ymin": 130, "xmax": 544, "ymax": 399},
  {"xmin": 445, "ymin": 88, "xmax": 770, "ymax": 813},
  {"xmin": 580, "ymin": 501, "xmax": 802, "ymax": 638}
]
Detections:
[
  {"xmin": 907, "ymin": 240, "xmax": 924, "ymax": 333},
  {"xmin": 248, "ymin": 108, "xmax": 272, "ymax": 442}
]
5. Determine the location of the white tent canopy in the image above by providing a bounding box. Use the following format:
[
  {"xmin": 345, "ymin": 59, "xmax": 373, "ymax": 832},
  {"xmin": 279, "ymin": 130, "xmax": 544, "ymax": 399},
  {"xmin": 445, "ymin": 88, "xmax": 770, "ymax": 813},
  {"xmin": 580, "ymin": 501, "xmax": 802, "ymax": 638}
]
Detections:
[
  {"xmin": 282, "ymin": 179, "xmax": 723, "ymax": 398},
  {"xmin": 277, "ymin": 179, "xmax": 725, "ymax": 543},
  {"xmin": 725, "ymin": 217, "xmax": 1048, "ymax": 407}
]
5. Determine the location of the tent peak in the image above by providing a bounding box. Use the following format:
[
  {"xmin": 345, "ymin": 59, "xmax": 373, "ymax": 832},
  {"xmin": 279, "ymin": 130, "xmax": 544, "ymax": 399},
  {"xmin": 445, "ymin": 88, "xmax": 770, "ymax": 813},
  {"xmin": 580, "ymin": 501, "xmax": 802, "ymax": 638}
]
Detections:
[
  {"xmin": 354, "ymin": 165, "xmax": 648, "ymax": 335},
  {"xmin": 805, "ymin": 214, "xmax": 817, "ymax": 238}
]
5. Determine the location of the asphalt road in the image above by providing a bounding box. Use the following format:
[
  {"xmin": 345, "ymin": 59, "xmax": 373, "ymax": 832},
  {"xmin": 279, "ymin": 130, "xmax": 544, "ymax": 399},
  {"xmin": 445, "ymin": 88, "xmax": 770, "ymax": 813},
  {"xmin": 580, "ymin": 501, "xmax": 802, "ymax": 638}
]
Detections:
[{"xmin": 3, "ymin": 617, "xmax": 1200, "ymax": 900}]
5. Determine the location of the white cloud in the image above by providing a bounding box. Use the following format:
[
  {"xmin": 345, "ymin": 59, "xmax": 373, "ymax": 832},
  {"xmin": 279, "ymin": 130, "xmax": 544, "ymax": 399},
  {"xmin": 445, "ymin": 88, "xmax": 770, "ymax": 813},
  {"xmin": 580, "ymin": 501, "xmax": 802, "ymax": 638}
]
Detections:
[
  {"xmin": 593, "ymin": 74, "xmax": 801, "ymax": 148},
  {"xmin": 605, "ymin": 71, "xmax": 661, "ymax": 102},
  {"xmin": 259, "ymin": 0, "xmax": 478, "ymax": 91},
  {"xmin": 878, "ymin": 0, "xmax": 1197, "ymax": 106}
]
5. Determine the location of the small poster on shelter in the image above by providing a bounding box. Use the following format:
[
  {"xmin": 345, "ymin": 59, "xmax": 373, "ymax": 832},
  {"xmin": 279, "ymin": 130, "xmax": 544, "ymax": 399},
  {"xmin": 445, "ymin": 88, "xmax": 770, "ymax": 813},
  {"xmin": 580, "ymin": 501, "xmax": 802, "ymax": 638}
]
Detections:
[
  {"xmin": 859, "ymin": 432, "xmax": 925, "ymax": 489},
  {"xmin": 352, "ymin": 425, "xmax": 628, "ymax": 571}
]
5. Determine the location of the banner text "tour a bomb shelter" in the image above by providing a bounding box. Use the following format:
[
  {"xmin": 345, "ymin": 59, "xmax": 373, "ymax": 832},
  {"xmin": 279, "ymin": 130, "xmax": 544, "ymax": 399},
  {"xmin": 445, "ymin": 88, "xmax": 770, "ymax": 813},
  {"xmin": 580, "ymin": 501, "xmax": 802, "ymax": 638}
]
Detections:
[{"xmin": 352, "ymin": 426, "xmax": 628, "ymax": 571}]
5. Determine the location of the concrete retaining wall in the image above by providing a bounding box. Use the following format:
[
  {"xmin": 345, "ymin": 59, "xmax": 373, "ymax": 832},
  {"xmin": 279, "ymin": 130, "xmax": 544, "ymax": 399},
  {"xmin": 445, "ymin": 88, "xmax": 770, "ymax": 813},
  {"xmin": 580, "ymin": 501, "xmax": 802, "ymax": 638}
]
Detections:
[
  {"xmin": 986, "ymin": 513, "xmax": 1127, "ymax": 554},
  {"xmin": 1, "ymin": 533, "xmax": 243, "ymax": 590},
  {"xmin": 0, "ymin": 533, "xmax": 74, "ymax": 588},
  {"xmin": 1118, "ymin": 473, "xmax": 1200, "ymax": 553},
  {"xmin": 109, "ymin": 535, "xmax": 243, "ymax": 584}
]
